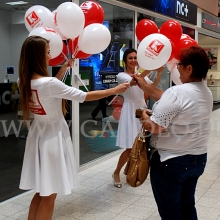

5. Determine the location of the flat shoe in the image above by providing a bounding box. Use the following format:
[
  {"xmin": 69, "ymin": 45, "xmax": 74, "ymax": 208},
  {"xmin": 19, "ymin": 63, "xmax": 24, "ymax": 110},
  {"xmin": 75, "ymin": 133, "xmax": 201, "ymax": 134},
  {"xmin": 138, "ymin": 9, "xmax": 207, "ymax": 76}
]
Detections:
[{"xmin": 112, "ymin": 174, "xmax": 122, "ymax": 188}]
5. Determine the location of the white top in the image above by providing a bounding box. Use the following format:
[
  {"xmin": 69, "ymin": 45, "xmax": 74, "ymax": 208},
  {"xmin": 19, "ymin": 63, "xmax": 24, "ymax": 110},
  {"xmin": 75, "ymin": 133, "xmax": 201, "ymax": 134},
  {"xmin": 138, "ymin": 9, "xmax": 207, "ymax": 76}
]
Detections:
[
  {"xmin": 116, "ymin": 72, "xmax": 152, "ymax": 149},
  {"xmin": 19, "ymin": 77, "xmax": 87, "ymax": 196},
  {"xmin": 150, "ymin": 82, "xmax": 213, "ymax": 162}
]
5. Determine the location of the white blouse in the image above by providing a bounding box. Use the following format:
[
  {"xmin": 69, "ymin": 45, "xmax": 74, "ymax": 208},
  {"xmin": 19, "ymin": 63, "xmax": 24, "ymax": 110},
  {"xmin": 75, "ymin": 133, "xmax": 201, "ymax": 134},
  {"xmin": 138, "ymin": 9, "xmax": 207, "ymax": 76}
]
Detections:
[{"xmin": 150, "ymin": 81, "xmax": 213, "ymax": 162}]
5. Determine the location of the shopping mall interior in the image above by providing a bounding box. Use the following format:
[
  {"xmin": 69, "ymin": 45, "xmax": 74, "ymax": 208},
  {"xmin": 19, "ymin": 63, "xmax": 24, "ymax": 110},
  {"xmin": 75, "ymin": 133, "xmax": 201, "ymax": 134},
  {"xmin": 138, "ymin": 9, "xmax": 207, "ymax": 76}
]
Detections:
[{"xmin": 1, "ymin": 1, "xmax": 220, "ymax": 219}]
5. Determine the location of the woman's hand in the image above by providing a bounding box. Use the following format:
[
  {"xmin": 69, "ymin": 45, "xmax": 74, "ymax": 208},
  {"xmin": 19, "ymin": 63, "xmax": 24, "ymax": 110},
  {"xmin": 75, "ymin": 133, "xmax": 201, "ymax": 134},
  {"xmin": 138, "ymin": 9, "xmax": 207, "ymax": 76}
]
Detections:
[
  {"xmin": 56, "ymin": 58, "xmax": 75, "ymax": 80},
  {"xmin": 132, "ymin": 74, "xmax": 147, "ymax": 90},
  {"xmin": 155, "ymin": 66, "xmax": 165, "ymax": 73},
  {"xmin": 62, "ymin": 58, "xmax": 75, "ymax": 69},
  {"xmin": 114, "ymin": 82, "xmax": 130, "ymax": 94},
  {"xmin": 141, "ymin": 109, "xmax": 166, "ymax": 134},
  {"xmin": 130, "ymin": 78, "xmax": 138, "ymax": 87},
  {"xmin": 141, "ymin": 109, "xmax": 150, "ymax": 121}
]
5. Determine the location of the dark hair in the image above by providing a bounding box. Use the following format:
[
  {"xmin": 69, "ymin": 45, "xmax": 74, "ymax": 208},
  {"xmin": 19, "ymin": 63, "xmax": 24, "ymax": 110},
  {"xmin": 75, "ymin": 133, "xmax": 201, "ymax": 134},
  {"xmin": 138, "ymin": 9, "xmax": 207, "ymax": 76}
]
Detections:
[
  {"xmin": 19, "ymin": 36, "xmax": 68, "ymax": 122},
  {"xmin": 123, "ymin": 48, "xmax": 137, "ymax": 64},
  {"xmin": 19, "ymin": 36, "xmax": 50, "ymax": 121},
  {"xmin": 178, "ymin": 46, "xmax": 209, "ymax": 80}
]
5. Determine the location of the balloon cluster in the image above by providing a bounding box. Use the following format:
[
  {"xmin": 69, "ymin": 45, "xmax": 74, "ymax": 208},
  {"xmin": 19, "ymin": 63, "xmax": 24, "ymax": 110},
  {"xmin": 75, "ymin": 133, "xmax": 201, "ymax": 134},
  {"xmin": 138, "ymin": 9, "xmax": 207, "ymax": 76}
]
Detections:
[
  {"xmin": 111, "ymin": 96, "xmax": 124, "ymax": 120},
  {"xmin": 135, "ymin": 19, "xmax": 198, "ymax": 84},
  {"xmin": 24, "ymin": 1, "xmax": 111, "ymax": 66}
]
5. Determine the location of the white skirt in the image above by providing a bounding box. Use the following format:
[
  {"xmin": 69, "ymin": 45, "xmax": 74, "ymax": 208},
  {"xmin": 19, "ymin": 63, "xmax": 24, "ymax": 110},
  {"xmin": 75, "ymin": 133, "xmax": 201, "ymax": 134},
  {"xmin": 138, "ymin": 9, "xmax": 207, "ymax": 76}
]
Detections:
[{"xmin": 19, "ymin": 119, "xmax": 79, "ymax": 196}]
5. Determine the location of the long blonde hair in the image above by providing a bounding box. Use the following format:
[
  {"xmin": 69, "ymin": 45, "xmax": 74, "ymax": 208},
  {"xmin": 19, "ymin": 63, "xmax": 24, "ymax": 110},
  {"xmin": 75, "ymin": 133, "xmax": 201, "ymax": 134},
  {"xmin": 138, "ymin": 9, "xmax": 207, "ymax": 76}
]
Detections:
[{"xmin": 19, "ymin": 36, "xmax": 68, "ymax": 122}]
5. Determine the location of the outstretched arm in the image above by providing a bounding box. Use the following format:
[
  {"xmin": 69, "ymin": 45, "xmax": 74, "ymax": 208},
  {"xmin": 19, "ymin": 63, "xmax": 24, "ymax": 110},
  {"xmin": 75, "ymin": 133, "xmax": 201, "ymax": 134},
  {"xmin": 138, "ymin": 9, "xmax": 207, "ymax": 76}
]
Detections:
[
  {"xmin": 151, "ymin": 66, "xmax": 164, "ymax": 87},
  {"xmin": 133, "ymin": 74, "xmax": 164, "ymax": 101},
  {"xmin": 143, "ymin": 66, "xmax": 164, "ymax": 100},
  {"xmin": 85, "ymin": 83, "xmax": 129, "ymax": 101}
]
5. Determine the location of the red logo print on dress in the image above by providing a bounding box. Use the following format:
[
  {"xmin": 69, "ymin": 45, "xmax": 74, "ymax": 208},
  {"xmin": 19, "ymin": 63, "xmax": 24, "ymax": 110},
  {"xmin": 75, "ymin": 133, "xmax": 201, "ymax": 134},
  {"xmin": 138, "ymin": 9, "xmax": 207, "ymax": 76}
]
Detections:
[
  {"xmin": 26, "ymin": 11, "xmax": 40, "ymax": 28},
  {"xmin": 147, "ymin": 40, "xmax": 165, "ymax": 56},
  {"xmin": 29, "ymin": 90, "xmax": 46, "ymax": 115}
]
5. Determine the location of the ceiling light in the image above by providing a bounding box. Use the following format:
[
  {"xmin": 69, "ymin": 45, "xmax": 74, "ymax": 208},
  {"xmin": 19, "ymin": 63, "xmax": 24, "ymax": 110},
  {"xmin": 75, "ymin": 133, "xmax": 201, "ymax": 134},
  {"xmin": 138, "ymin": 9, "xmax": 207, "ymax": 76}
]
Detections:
[{"xmin": 6, "ymin": 1, "xmax": 28, "ymax": 5}]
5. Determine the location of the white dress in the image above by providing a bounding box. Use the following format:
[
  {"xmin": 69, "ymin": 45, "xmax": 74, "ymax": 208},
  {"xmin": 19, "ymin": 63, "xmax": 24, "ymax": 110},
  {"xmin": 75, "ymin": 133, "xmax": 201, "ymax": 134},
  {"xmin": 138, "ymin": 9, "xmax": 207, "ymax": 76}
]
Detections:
[
  {"xmin": 19, "ymin": 77, "xmax": 87, "ymax": 196},
  {"xmin": 116, "ymin": 72, "xmax": 152, "ymax": 149}
]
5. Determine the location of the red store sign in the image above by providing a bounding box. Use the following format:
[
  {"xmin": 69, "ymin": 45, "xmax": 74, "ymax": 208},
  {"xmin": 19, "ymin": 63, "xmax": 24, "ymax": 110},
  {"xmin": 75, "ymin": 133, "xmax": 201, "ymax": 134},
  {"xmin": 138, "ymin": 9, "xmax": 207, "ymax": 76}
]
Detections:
[{"xmin": 202, "ymin": 12, "xmax": 220, "ymax": 33}]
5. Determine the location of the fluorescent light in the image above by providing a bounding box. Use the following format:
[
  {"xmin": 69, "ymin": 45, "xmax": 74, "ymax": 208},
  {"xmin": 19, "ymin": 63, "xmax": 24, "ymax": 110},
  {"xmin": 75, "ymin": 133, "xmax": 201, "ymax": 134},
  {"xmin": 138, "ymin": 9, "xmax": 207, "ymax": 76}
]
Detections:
[{"xmin": 6, "ymin": 1, "xmax": 28, "ymax": 5}]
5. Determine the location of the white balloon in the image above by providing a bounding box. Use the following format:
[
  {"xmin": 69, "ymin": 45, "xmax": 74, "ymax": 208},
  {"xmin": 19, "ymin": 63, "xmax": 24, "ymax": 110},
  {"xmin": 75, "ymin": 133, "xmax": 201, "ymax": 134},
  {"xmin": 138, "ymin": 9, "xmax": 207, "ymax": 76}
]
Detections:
[
  {"xmin": 137, "ymin": 33, "xmax": 172, "ymax": 70},
  {"xmin": 78, "ymin": 23, "xmax": 111, "ymax": 54},
  {"xmin": 56, "ymin": 2, "xmax": 85, "ymax": 39},
  {"xmin": 170, "ymin": 63, "xmax": 182, "ymax": 85},
  {"xmin": 24, "ymin": 5, "xmax": 54, "ymax": 32},
  {"xmin": 166, "ymin": 58, "xmax": 178, "ymax": 72},
  {"xmin": 29, "ymin": 27, "xmax": 63, "ymax": 58},
  {"xmin": 52, "ymin": 10, "xmax": 68, "ymax": 40}
]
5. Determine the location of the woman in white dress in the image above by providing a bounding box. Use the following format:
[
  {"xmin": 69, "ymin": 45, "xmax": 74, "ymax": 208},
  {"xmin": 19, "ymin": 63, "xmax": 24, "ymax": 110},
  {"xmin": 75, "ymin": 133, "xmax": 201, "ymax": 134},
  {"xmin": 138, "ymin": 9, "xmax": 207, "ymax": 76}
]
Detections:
[
  {"xmin": 18, "ymin": 36, "xmax": 129, "ymax": 220},
  {"xmin": 113, "ymin": 48, "xmax": 164, "ymax": 188}
]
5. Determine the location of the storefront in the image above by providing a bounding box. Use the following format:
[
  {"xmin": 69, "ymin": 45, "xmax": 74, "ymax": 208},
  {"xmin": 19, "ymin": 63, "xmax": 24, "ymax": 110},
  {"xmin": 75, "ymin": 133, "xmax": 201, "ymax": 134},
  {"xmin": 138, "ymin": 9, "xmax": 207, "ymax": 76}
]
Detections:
[
  {"xmin": 75, "ymin": 0, "xmax": 198, "ymax": 168},
  {"xmin": 0, "ymin": 0, "xmax": 219, "ymax": 202},
  {"xmin": 198, "ymin": 12, "xmax": 220, "ymax": 102}
]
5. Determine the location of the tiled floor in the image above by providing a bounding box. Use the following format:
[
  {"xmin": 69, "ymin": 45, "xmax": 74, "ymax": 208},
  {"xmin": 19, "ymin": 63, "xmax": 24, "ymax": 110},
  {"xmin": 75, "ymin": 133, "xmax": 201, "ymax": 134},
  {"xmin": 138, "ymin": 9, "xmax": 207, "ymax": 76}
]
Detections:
[{"xmin": 1, "ymin": 108, "xmax": 220, "ymax": 220}]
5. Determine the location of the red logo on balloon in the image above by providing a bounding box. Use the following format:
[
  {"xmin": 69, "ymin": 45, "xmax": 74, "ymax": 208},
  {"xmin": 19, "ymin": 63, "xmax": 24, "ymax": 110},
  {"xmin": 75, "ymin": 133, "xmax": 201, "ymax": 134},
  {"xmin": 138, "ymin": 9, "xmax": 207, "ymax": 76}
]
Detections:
[
  {"xmin": 43, "ymin": 27, "xmax": 56, "ymax": 33},
  {"xmin": 26, "ymin": 11, "xmax": 40, "ymax": 28},
  {"xmin": 80, "ymin": 2, "xmax": 90, "ymax": 11},
  {"xmin": 147, "ymin": 40, "xmax": 165, "ymax": 56}
]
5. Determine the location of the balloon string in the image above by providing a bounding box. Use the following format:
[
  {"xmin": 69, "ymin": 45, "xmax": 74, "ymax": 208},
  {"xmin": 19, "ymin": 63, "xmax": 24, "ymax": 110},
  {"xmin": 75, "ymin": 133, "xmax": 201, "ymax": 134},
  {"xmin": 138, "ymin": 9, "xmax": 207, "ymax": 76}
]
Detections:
[
  {"xmin": 62, "ymin": 67, "xmax": 70, "ymax": 82},
  {"xmin": 61, "ymin": 52, "xmax": 71, "ymax": 83},
  {"xmin": 62, "ymin": 52, "xmax": 69, "ymax": 61},
  {"xmin": 108, "ymin": 94, "xmax": 118, "ymax": 105},
  {"xmin": 72, "ymin": 46, "xmax": 79, "ymax": 58},
  {"xmin": 61, "ymin": 50, "xmax": 88, "ymax": 91},
  {"xmin": 66, "ymin": 39, "xmax": 71, "ymax": 59},
  {"xmin": 72, "ymin": 68, "xmax": 89, "ymax": 92}
]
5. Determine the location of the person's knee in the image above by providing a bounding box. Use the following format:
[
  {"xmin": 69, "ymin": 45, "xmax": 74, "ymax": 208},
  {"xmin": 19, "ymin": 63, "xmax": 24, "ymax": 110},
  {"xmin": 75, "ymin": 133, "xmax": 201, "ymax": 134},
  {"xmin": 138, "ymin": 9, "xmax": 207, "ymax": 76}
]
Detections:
[{"xmin": 40, "ymin": 194, "xmax": 57, "ymax": 205}]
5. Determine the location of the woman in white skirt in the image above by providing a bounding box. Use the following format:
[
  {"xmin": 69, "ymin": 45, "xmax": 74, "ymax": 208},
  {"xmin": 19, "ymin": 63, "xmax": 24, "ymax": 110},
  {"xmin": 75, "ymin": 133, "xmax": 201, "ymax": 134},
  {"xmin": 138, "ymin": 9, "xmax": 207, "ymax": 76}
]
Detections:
[
  {"xmin": 113, "ymin": 48, "xmax": 164, "ymax": 188},
  {"xmin": 18, "ymin": 36, "xmax": 129, "ymax": 220}
]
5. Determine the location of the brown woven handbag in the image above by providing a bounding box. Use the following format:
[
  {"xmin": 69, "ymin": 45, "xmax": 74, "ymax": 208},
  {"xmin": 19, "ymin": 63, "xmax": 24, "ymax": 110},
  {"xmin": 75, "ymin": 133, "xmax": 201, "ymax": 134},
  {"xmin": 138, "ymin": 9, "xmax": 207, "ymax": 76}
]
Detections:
[{"xmin": 124, "ymin": 126, "xmax": 151, "ymax": 187}]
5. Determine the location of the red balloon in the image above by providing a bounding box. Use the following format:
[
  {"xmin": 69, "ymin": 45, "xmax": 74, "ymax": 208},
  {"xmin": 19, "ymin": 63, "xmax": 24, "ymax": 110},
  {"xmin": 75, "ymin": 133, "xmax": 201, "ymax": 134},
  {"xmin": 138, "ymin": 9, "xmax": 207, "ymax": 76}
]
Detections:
[
  {"xmin": 75, "ymin": 51, "xmax": 91, "ymax": 59},
  {"xmin": 181, "ymin": 34, "xmax": 191, "ymax": 40},
  {"xmin": 168, "ymin": 41, "xmax": 177, "ymax": 61},
  {"xmin": 49, "ymin": 42, "xmax": 67, "ymax": 66},
  {"xmin": 160, "ymin": 20, "xmax": 182, "ymax": 44},
  {"xmin": 68, "ymin": 38, "xmax": 76, "ymax": 54},
  {"xmin": 135, "ymin": 19, "xmax": 158, "ymax": 42},
  {"xmin": 112, "ymin": 107, "xmax": 122, "ymax": 120},
  {"xmin": 168, "ymin": 41, "xmax": 179, "ymax": 62},
  {"xmin": 68, "ymin": 38, "xmax": 91, "ymax": 59},
  {"xmin": 111, "ymin": 96, "xmax": 124, "ymax": 108},
  {"xmin": 80, "ymin": 1, "xmax": 104, "ymax": 27},
  {"xmin": 174, "ymin": 38, "xmax": 198, "ymax": 60}
]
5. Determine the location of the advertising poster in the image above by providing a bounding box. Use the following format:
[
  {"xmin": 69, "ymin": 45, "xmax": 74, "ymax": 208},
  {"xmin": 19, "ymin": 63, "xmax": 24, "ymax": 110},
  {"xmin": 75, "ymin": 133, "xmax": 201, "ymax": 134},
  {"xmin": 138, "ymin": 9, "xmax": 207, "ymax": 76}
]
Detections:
[{"xmin": 203, "ymin": 47, "xmax": 218, "ymax": 70}]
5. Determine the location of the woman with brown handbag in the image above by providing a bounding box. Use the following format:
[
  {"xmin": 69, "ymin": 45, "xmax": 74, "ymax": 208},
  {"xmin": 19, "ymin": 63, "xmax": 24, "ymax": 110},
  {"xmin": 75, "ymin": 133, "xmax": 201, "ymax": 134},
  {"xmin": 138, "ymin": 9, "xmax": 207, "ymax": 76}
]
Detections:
[
  {"xmin": 113, "ymin": 48, "xmax": 163, "ymax": 188},
  {"xmin": 134, "ymin": 46, "xmax": 213, "ymax": 220}
]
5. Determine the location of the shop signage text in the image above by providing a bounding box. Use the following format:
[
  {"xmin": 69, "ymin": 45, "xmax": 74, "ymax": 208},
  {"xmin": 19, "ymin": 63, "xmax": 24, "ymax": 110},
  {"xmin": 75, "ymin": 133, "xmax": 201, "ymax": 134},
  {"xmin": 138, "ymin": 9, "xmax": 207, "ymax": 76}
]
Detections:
[
  {"xmin": 102, "ymin": 74, "xmax": 118, "ymax": 84},
  {"xmin": 116, "ymin": 0, "xmax": 197, "ymax": 25},
  {"xmin": 202, "ymin": 13, "xmax": 220, "ymax": 34},
  {"xmin": 176, "ymin": 0, "xmax": 189, "ymax": 21}
]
